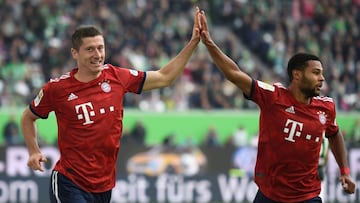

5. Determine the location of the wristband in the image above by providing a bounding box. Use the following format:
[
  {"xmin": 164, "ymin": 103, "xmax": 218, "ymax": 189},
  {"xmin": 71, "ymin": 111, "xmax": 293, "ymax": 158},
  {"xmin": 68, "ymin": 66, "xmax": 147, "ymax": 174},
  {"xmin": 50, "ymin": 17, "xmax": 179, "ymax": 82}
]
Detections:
[{"xmin": 340, "ymin": 167, "xmax": 350, "ymax": 175}]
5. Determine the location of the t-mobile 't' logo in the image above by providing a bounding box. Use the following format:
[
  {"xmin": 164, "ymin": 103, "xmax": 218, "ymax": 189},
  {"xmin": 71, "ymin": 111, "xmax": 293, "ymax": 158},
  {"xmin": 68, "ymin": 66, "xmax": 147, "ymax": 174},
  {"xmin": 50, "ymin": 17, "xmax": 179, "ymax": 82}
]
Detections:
[
  {"xmin": 75, "ymin": 102, "xmax": 95, "ymax": 125},
  {"xmin": 283, "ymin": 119, "xmax": 303, "ymax": 142}
]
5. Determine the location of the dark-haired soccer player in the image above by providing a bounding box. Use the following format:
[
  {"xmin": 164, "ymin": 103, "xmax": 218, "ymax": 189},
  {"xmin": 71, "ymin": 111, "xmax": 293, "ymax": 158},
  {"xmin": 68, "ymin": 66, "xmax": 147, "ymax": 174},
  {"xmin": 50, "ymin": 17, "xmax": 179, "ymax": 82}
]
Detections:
[
  {"xmin": 20, "ymin": 7, "xmax": 202, "ymax": 203},
  {"xmin": 198, "ymin": 9, "xmax": 355, "ymax": 203}
]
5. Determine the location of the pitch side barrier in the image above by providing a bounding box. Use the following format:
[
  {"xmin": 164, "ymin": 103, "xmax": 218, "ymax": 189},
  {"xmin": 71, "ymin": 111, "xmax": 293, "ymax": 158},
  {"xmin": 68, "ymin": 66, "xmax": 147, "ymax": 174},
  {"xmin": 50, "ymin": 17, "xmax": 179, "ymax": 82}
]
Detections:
[
  {"xmin": 0, "ymin": 145, "xmax": 359, "ymax": 203},
  {"xmin": 0, "ymin": 108, "xmax": 358, "ymax": 145}
]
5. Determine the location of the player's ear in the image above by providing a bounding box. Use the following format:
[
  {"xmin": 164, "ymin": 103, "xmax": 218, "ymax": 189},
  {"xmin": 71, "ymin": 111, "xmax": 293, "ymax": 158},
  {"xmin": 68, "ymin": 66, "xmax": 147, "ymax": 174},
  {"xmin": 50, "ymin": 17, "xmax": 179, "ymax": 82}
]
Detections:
[
  {"xmin": 293, "ymin": 69, "xmax": 302, "ymax": 81},
  {"xmin": 71, "ymin": 48, "xmax": 78, "ymax": 59}
]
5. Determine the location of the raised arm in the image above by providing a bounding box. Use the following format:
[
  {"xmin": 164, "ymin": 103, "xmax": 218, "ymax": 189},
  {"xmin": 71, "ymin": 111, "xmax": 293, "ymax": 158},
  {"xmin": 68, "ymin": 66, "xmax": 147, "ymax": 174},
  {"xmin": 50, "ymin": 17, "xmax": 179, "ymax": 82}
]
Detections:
[
  {"xmin": 142, "ymin": 7, "xmax": 201, "ymax": 91},
  {"xmin": 21, "ymin": 107, "xmax": 47, "ymax": 172},
  {"xmin": 199, "ymin": 10, "xmax": 253, "ymax": 96},
  {"xmin": 328, "ymin": 131, "xmax": 355, "ymax": 194}
]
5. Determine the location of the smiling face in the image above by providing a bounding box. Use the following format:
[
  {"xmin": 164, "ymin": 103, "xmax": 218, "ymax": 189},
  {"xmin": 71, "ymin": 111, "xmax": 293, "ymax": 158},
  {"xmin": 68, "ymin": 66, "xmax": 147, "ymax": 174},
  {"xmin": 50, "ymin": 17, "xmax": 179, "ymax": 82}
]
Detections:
[
  {"xmin": 298, "ymin": 60, "xmax": 325, "ymax": 97},
  {"xmin": 71, "ymin": 35, "xmax": 105, "ymax": 76}
]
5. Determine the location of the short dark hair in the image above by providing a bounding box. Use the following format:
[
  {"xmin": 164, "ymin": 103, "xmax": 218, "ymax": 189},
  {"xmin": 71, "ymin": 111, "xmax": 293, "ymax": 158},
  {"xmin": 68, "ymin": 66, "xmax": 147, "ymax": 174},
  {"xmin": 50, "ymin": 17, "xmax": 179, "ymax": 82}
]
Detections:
[
  {"xmin": 287, "ymin": 53, "xmax": 321, "ymax": 82},
  {"xmin": 71, "ymin": 25, "xmax": 102, "ymax": 50}
]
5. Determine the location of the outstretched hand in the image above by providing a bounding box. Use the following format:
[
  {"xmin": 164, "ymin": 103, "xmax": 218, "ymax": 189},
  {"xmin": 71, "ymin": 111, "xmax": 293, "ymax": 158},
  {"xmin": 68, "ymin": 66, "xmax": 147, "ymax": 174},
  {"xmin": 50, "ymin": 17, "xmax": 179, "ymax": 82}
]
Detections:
[
  {"xmin": 191, "ymin": 6, "xmax": 201, "ymax": 43},
  {"xmin": 28, "ymin": 152, "xmax": 47, "ymax": 172},
  {"xmin": 198, "ymin": 9, "xmax": 214, "ymax": 46},
  {"xmin": 190, "ymin": 7, "xmax": 214, "ymax": 46}
]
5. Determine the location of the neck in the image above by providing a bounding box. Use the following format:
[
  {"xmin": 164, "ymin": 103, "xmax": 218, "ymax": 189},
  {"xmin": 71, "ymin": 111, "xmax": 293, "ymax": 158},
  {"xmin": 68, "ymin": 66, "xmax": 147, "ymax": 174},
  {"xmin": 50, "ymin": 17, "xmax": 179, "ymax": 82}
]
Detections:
[
  {"xmin": 288, "ymin": 84, "xmax": 311, "ymax": 105},
  {"xmin": 74, "ymin": 69, "xmax": 101, "ymax": 82}
]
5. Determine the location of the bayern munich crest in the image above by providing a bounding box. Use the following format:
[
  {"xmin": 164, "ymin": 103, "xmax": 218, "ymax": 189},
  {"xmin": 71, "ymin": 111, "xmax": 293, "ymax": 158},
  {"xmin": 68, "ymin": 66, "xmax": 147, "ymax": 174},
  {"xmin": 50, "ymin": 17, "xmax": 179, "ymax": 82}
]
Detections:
[
  {"xmin": 317, "ymin": 111, "xmax": 327, "ymax": 125},
  {"xmin": 100, "ymin": 80, "xmax": 111, "ymax": 93}
]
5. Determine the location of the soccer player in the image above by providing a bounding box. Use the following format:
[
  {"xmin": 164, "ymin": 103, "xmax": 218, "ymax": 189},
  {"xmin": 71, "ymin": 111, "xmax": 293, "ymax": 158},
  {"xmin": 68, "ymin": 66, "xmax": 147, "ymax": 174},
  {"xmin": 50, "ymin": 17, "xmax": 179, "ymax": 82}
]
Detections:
[
  {"xmin": 198, "ymin": 9, "xmax": 356, "ymax": 203},
  {"xmin": 20, "ymin": 7, "xmax": 201, "ymax": 203}
]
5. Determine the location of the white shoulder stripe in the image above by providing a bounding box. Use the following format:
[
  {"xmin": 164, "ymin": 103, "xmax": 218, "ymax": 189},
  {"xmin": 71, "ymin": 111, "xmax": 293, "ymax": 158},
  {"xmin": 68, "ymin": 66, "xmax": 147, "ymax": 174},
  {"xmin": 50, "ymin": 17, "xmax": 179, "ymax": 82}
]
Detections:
[
  {"xmin": 257, "ymin": 81, "xmax": 275, "ymax": 92},
  {"xmin": 274, "ymin": 82, "xmax": 287, "ymax": 89},
  {"xmin": 49, "ymin": 72, "xmax": 71, "ymax": 83},
  {"xmin": 313, "ymin": 96, "xmax": 334, "ymax": 102}
]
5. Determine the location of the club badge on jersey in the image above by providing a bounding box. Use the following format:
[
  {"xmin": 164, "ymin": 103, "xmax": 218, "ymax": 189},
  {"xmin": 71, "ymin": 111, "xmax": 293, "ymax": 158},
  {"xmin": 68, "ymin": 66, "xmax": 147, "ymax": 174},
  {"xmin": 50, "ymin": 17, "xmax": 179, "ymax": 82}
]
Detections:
[
  {"xmin": 99, "ymin": 80, "xmax": 111, "ymax": 93},
  {"xmin": 317, "ymin": 111, "xmax": 327, "ymax": 125},
  {"xmin": 129, "ymin": 69, "xmax": 139, "ymax": 76}
]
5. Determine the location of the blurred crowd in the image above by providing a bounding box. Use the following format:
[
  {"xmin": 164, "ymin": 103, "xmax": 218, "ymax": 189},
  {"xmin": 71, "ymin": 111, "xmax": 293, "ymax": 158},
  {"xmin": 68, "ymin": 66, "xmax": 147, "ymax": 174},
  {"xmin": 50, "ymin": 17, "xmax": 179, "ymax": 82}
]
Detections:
[{"xmin": 0, "ymin": 0, "xmax": 359, "ymax": 111}]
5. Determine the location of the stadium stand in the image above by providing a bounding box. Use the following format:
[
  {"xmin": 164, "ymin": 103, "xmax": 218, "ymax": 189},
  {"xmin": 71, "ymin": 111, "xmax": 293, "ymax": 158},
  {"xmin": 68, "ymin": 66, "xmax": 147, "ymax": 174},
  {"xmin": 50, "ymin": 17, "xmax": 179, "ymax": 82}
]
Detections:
[{"xmin": 0, "ymin": 0, "xmax": 358, "ymax": 111}]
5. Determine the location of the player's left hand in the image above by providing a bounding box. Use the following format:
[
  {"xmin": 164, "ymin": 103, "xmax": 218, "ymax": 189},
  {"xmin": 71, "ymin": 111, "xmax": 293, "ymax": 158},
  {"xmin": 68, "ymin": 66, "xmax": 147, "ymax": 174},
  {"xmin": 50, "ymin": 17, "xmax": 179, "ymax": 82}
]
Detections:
[
  {"xmin": 339, "ymin": 174, "xmax": 356, "ymax": 194},
  {"xmin": 198, "ymin": 8, "xmax": 215, "ymax": 47},
  {"xmin": 190, "ymin": 6, "xmax": 201, "ymax": 43},
  {"xmin": 28, "ymin": 152, "xmax": 47, "ymax": 172}
]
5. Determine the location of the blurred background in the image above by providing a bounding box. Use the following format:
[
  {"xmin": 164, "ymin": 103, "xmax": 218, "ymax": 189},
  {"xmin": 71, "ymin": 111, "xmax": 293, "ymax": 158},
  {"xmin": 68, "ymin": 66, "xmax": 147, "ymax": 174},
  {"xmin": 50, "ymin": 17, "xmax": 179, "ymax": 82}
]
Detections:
[{"xmin": 0, "ymin": 0, "xmax": 359, "ymax": 202}]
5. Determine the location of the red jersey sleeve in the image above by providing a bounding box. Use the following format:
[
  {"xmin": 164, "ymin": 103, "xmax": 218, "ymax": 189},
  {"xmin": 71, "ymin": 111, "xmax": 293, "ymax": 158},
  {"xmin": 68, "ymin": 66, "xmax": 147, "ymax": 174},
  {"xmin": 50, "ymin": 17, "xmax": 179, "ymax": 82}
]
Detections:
[
  {"xmin": 108, "ymin": 64, "xmax": 145, "ymax": 94},
  {"xmin": 248, "ymin": 80, "xmax": 278, "ymax": 109},
  {"xmin": 315, "ymin": 96, "xmax": 339, "ymax": 138},
  {"xmin": 30, "ymin": 79, "xmax": 57, "ymax": 119}
]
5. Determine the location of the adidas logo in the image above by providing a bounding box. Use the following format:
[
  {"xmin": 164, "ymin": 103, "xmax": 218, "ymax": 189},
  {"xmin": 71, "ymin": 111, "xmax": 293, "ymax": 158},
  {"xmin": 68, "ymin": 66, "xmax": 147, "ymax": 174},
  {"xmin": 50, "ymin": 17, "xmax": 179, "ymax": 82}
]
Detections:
[
  {"xmin": 67, "ymin": 93, "xmax": 78, "ymax": 101},
  {"xmin": 285, "ymin": 106, "xmax": 295, "ymax": 114}
]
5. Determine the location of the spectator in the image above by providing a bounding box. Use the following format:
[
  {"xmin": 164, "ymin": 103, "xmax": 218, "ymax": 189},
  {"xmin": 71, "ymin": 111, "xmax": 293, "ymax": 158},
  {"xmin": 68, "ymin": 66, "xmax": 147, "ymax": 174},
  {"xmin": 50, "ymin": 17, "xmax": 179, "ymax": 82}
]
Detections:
[
  {"xmin": 202, "ymin": 125, "xmax": 220, "ymax": 147},
  {"xmin": 130, "ymin": 120, "xmax": 146, "ymax": 145},
  {"xmin": 3, "ymin": 114, "xmax": 22, "ymax": 145},
  {"xmin": 161, "ymin": 133, "xmax": 177, "ymax": 152},
  {"xmin": 232, "ymin": 125, "xmax": 249, "ymax": 148},
  {"xmin": 350, "ymin": 118, "xmax": 360, "ymax": 147}
]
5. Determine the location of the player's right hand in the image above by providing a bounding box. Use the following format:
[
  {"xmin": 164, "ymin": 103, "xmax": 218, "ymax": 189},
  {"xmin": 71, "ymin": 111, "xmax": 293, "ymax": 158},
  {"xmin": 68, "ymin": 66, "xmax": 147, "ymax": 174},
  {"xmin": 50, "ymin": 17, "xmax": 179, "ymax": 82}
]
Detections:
[
  {"xmin": 28, "ymin": 152, "xmax": 47, "ymax": 172},
  {"xmin": 340, "ymin": 174, "xmax": 356, "ymax": 194},
  {"xmin": 199, "ymin": 9, "xmax": 214, "ymax": 46}
]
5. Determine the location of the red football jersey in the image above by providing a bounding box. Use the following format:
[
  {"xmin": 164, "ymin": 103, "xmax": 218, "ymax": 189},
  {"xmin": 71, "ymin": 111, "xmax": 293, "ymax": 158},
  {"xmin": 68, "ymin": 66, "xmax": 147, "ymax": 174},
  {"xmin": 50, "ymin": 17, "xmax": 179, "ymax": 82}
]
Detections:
[
  {"xmin": 248, "ymin": 80, "xmax": 338, "ymax": 202},
  {"xmin": 30, "ymin": 64, "xmax": 145, "ymax": 192}
]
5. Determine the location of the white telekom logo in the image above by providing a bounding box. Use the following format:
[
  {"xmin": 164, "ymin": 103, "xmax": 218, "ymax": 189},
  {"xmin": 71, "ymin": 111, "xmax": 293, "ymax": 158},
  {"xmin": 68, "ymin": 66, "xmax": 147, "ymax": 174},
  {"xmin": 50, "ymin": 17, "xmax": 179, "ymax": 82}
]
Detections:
[
  {"xmin": 283, "ymin": 118, "xmax": 320, "ymax": 143},
  {"xmin": 284, "ymin": 119, "xmax": 304, "ymax": 142},
  {"xmin": 75, "ymin": 102, "xmax": 115, "ymax": 125},
  {"xmin": 75, "ymin": 102, "xmax": 95, "ymax": 125}
]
